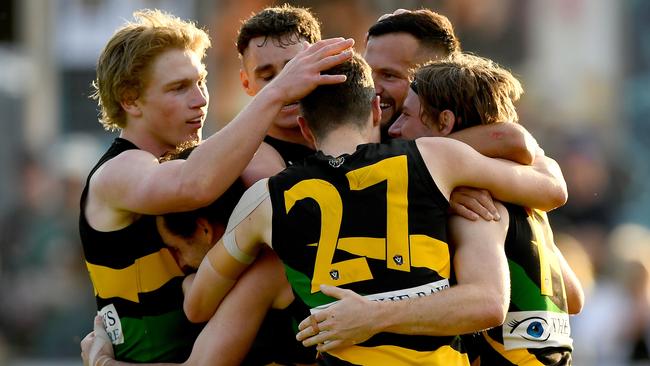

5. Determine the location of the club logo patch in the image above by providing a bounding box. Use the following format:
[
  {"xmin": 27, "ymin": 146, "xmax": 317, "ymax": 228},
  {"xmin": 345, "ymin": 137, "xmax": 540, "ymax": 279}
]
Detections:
[
  {"xmin": 393, "ymin": 255, "xmax": 404, "ymax": 265},
  {"xmin": 328, "ymin": 156, "xmax": 345, "ymax": 168},
  {"xmin": 329, "ymin": 269, "xmax": 340, "ymax": 280}
]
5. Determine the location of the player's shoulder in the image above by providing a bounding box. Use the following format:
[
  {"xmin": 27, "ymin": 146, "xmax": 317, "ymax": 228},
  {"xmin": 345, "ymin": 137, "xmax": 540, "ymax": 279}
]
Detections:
[{"xmin": 89, "ymin": 148, "xmax": 160, "ymax": 191}]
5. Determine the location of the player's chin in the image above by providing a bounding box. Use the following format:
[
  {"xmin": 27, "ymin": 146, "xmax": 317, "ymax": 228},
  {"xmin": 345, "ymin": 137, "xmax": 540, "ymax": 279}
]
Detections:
[{"xmin": 174, "ymin": 133, "xmax": 200, "ymax": 147}]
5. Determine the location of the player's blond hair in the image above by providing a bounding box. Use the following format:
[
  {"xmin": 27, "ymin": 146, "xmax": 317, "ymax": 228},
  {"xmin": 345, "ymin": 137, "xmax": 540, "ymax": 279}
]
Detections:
[{"xmin": 91, "ymin": 9, "xmax": 211, "ymax": 130}]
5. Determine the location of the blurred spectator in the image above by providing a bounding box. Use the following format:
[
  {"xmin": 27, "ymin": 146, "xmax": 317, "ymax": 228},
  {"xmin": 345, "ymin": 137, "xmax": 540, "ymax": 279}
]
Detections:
[
  {"xmin": 570, "ymin": 224, "xmax": 650, "ymax": 366},
  {"xmin": 0, "ymin": 135, "xmax": 100, "ymax": 358}
]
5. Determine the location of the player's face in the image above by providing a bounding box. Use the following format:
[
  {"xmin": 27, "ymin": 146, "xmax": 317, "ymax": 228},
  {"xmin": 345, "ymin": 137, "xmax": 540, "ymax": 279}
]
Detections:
[
  {"xmin": 364, "ymin": 33, "xmax": 421, "ymax": 128},
  {"xmin": 240, "ymin": 36, "xmax": 308, "ymax": 129},
  {"xmin": 137, "ymin": 49, "xmax": 208, "ymax": 151},
  {"xmin": 156, "ymin": 217, "xmax": 224, "ymax": 274},
  {"xmin": 389, "ymin": 89, "xmax": 442, "ymax": 140}
]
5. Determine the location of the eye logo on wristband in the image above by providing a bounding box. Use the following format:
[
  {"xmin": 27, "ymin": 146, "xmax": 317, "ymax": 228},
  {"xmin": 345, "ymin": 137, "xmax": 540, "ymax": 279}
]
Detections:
[
  {"xmin": 502, "ymin": 311, "xmax": 573, "ymax": 350},
  {"xmin": 508, "ymin": 316, "xmax": 550, "ymax": 342}
]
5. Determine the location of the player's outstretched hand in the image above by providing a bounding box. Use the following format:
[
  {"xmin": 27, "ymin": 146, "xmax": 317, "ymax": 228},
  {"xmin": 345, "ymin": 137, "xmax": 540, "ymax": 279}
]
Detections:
[{"xmin": 267, "ymin": 37, "xmax": 354, "ymax": 104}]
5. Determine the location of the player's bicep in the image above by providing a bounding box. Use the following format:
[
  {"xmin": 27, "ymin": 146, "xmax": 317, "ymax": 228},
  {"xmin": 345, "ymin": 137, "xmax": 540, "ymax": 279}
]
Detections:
[
  {"xmin": 93, "ymin": 151, "xmax": 197, "ymax": 215},
  {"xmin": 226, "ymin": 178, "xmax": 273, "ymax": 253},
  {"xmin": 450, "ymin": 203, "xmax": 509, "ymax": 289},
  {"xmin": 211, "ymin": 178, "xmax": 273, "ymax": 278}
]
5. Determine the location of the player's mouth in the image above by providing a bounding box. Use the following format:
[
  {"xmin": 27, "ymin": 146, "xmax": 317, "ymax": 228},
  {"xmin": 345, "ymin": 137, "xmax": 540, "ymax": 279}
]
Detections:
[
  {"xmin": 186, "ymin": 116, "xmax": 204, "ymax": 129},
  {"xmin": 379, "ymin": 99, "xmax": 393, "ymax": 112}
]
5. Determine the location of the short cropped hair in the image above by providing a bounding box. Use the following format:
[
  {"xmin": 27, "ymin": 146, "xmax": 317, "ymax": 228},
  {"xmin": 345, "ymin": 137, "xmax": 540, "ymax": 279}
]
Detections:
[
  {"xmin": 236, "ymin": 4, "xmax": 321, "ymax": 57},
  {"xmin": 412, "ymin": 53, "xmax": 523, "ymax": 132},
  {"xmin": 367, "ymin": 9, "xmax": 460, "ymax": 58},
  {"xmin": 92, "ymin": 9, "xmax": 211, "ymax": 131},
  {"xmin": 158, "ymin": 145, "xmax": 245, "ymax": 238},
  {"xmin": 299, "ymin": 52, "xmax": 375, "ymax": 141}
]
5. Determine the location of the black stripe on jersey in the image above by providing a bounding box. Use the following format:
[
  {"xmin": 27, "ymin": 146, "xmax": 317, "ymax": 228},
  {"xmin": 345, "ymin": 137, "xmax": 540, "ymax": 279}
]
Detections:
[
  {"xmin": 95, "ymin": 277, "xmax": 184, "ymax": 317},
  {"xmin": 362, "ymin": 332, "xmax": 465, "ymax": 353},
  {"xmin": 82, "ymin": 217, "xmax": 166, "ymax": 269}
]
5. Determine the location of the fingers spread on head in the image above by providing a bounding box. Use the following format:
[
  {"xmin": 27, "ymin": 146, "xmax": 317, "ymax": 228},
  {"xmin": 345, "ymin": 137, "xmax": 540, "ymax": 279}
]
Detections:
[
  {"xmin": 308, "ymin": 37, "xmax": 346, "ymax": 54},
  {"xmin": 315, "ymin": 39, "xmax": 354, "ymax": 60}
]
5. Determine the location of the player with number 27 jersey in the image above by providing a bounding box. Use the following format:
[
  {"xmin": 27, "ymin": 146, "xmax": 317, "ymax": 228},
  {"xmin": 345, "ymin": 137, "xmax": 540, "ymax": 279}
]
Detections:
[{"xmin": 268, "ymin": 139, "xmax": 470, "ymax": 366}]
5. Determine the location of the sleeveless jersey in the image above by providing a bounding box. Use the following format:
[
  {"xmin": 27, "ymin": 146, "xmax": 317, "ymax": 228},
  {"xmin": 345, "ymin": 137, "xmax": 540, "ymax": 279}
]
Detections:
[
  {"xmin": 268, "ymin": 139, "xmax": 469, "ymax": 366},
  {"xmin": 474, "ymin": 204, "xmax": 573, "ymax": 365},
  {"xmin": 79, "ymin": 138, "xmax": 201, "ymax": 362},
  {"xmin": 264, "ymin": 135, "xmax": 315, "ymax": 166}
]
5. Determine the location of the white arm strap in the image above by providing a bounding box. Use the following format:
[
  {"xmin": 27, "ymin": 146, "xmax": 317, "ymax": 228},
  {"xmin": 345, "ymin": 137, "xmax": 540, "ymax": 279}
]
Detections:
[{"xmin": 222, "ymin": 178, "xmax": 270, "ymax": 264}]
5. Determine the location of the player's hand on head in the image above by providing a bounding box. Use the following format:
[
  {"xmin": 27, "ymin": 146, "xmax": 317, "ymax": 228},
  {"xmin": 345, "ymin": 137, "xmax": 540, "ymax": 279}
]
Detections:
[
  {"xmin": 449, "ymin": 187, "xmax": 500, "ymax": 221},
  {"xmin": 268, "ymin": 37, "xmax": 354, "ymax": 103},
  {"xmin": 80, "ymin": 315, "xmax": 114, "ymax": 366}
]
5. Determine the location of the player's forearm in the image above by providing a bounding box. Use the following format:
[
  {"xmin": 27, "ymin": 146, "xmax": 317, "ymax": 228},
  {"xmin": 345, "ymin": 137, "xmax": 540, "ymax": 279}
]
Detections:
[
  {"xmin": 183, "ymin": 251, "xmax": 239, "ymax": 323},
  {"xmin": 449, "ymin": 123, "xmax": 536, "ymax": 165},
  {"xmin": 484, "ymin": 155, "xmax": 567, "ymax": 211},
  {"xmin": 375, "ymin": 284, "xmax": 507, "ymax": 336},
  {"xmin": 176, "ymin": 87, "xmax": 285, "ymax": 208},
  {"xmin": 528, "ymin": 155, "xmax": 568, "ymax": 210}
]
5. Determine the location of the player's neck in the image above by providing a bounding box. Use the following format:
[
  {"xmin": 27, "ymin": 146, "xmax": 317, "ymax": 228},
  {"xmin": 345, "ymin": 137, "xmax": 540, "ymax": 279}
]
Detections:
[
  {"xmin": 316, "ymin": 125, "xmax": 373, "ymax": 157},
  {"xmin": 120, "ymin": 129, "xmax": 175, "ymax": 158}
]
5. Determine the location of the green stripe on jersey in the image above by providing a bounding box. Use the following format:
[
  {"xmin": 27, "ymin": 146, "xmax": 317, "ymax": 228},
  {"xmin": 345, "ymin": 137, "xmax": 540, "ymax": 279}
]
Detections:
[
  {"xmin": 115, "ymin": 310, "xmax": 198, "ymax": 363},
  {"xmin": 509, "ymin": 260, "xmax": 563, "ymax": 313},
  {"xmin": 284, "ymin": 264, "xmax": 336, "ymax": 308}
]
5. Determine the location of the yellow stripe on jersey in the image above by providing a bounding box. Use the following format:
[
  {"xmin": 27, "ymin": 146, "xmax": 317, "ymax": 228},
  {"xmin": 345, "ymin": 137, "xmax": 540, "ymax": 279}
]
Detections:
[
  {"xmin": 483, "ymin": 332, "xmax": 545, "ymax": 366},
  {"xmin": 86, "ymin": 249, "xmax": 183, "ymax": 302},
  {"xmin": 528, "ymin": 210, "xmax": 562, "ymax": 297},
  {"xmin": 328, "ymin": 343, "xmax": 469, "ymax": 366},
  {"xmin": 409, "ymin": 234, "xmax": 451, "ymax": 278},
  {"xmin": 347, "ymin": 155, "xmax": 410, "ymax": 271},
  {"xmin": 335, "ymin": 235, "xmax": 451, "ymax": 277}
]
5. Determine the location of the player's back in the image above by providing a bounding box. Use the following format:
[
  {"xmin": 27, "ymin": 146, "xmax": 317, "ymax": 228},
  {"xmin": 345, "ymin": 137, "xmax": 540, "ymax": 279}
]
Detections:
[{"xmin": 268, "ymin": 139, "xmax": 470, "ymax": 366}]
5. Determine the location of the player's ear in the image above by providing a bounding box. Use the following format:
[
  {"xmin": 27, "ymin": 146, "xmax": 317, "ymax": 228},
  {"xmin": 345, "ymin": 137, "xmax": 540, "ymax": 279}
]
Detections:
[
  {"xmin": 195, "ymin": 217, "xmax": 214, "ymax": 243},
  {"xmin": 240, "ymin": 69, "xmax": 255, "ymax": 96},
  {"xmin": 438, "ymin": 110, "xmax": 456, "ymax": 136},
  {"xmin": 371, "ymin": 95, "xmax": 381, "ymax": 127},
  {"xmin": 120, "ymin": 90, "xmax": 142, "ymax": 118},
  {"xmin": 297, "ymin": 116, "xmax": 316, "ymax": 147}
]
